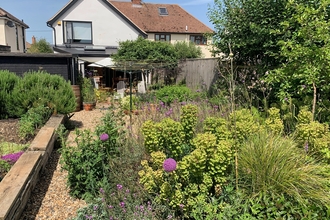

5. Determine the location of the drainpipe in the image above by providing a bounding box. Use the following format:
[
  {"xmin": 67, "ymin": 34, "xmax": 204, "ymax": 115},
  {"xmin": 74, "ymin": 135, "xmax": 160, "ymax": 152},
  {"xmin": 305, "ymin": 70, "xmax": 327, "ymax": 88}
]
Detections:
[{"xmin": 46, "ymin": 22, "xmax": 57, "ymax": 47}]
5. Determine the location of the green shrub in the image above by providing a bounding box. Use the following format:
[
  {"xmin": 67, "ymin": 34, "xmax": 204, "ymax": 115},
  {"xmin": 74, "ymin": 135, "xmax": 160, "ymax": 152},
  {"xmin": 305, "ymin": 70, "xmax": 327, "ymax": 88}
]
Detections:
[
  {"xmin": 7, "ymin": 71, "xmax": 76, "ymax": 117},
  {"xmin": 203, "ymin": 117, "xmax": 231, "ymax": 141},
  {"xmin": 229, "ymin": 108, "xmax": 262, "ymax": 143},
  {"xmin": 19, "ymin": 105, "xmax": 52, "ymax": 139},
  {"xmin": 142, "ymin": 118, "xmax": 185, "ymax": 160},
  {"xmin": 155, "ymin": 85, "xmax": 192, "ymax": 105},
  {"xmin": 59, "ymin": 110, "xmax": 123, "ymax": 200},
  {"xmin": 0, "ymin": 70, "xmax": 20, "ymax": 119},
  {"xmin": 120, "ymin": 95, "xmax": 140, "ymax": 111},
  {"xmin": 293, "ymin": 108, "xmax": 330, "ymax": 162},
  {"xmin": 180, "ymin": 104, "xmax": 198, "ymax": 144},
  {"xmin": 173, "ymin": 41, "xmax": 202, "ymax": 59},
  {"xmin": 264, "ymin": 107, "xmax": 284, "ymax": 134}
]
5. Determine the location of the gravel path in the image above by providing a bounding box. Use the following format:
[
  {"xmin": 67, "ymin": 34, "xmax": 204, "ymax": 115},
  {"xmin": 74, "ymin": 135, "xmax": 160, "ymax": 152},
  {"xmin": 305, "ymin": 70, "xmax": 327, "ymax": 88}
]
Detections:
[{"xmin": 21, "ymin": 104, "xmax": 111, "ymax": 220}]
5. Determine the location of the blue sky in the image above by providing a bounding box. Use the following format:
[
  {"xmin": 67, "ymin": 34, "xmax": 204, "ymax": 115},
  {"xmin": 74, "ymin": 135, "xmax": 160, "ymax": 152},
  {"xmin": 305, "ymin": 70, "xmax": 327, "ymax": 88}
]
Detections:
[{"xmin": 1, "ymin": 0, "xmax": 214, "ymax": 44}]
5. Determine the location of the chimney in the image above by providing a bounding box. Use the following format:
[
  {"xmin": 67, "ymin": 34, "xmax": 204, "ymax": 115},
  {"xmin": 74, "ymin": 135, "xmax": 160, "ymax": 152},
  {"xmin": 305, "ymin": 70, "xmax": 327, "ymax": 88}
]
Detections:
[
  {"xmin": 132, "ymin": 0, "xmax": 141, "ymax": 4},
  {"xmin": 32, "ymin": 36, "xmax": 36, "ymax": 44}
]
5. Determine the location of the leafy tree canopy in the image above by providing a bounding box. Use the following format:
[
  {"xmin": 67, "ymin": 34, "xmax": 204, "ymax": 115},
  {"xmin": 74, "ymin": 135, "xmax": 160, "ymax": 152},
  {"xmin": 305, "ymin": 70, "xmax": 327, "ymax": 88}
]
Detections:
[
  {"xmin": 208, "ymin": 0, "xmax": 288, "ymax": 67},
  {"xmin": 112, "ymin": 37, "xmax": 202, "ymax": 64},
  {"xmin": 28, "ymin": 38, "xmax": 53, "ymax": 53}
]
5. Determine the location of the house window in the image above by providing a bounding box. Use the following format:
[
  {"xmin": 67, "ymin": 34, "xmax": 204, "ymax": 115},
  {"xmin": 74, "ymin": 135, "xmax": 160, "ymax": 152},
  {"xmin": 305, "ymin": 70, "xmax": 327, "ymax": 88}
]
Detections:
[
  {"xmin": 155, "ymin": 34, "xmax": 171, "ymax": 42},
  {"xmin": 64, "ymin": 21, "xmax": 92, "ymax": 44},
  {"xmin": 190, "ymin": 35, "xmax": 207, "ymax": 45},
  {"xmin": 158, "ymin": 7, "xmax": 168, "ymax": 15}
]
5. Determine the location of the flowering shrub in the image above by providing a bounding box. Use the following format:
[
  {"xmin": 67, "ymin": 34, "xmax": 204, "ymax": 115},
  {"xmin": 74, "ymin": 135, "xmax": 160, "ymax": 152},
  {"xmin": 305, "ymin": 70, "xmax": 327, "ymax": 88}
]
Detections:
[
  {"xmin": 73, "ymin": 185, "xmax": 166, "ymax": 220},
  {"xmin": 139, "ymin": 132, "xmax": 233, "ymax": 216},
  {"xmin": 59, "ymin": 109, "xmax": 123, "ymax": 199}
]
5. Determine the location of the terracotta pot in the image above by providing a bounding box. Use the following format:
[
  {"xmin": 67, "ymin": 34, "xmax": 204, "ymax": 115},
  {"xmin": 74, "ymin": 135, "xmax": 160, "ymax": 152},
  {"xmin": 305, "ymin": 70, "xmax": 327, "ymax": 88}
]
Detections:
[{"xmin": 83, "ymin": 103, "xmax": 94, "ymax": 111}]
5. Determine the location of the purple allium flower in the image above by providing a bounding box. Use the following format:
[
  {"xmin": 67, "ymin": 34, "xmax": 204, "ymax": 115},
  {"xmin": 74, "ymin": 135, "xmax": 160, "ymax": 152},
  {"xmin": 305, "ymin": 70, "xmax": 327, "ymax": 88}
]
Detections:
[
  {"xmin": 179, "ymin": 204, "xmax": 184, "ymax": 209},
  {"xmin": 100, "ymin": 133, "xmax": 109, "ymax": 141},
  {"xmin": 85, "ymin": 215, "xmax": 93, "ymax": 220},
  {"xmin": 213, "ymin": 105, "xmax": 219, "ymax": 109},
  {"xmin": 163, "ymin": 158, "xmax": 177, "ymax": 172},
  {"xmin": 108, "ymin": 205, "xmax": 113, "ymax": 209},
  {"xmin": 126, "ymin": 189, "xmax": 130, "ymax": 193},
  {"xmin": 180, "ymin": 101, "xmax": 186, "ymax": 105},
  {"xmin": 93, "ymin": 205, "xmax": 98, "ymax": 211},
  {"xmin": 1, "ymin": 151, "xmax": 24, "ymax": 164},
  {"xmin": 117, "ymin": 184, "xmax": 123, "ymax": 190},
  {"xmin": 120, "ymin": 202, "xmax": 125, "ymax": 208},
  {"xmin": 100, "ymin": 188, "xmax": 104, "ymax": 194},
  {"xmin": 160, "ymin": 101, "xmax": 165, "ymax": 106}
]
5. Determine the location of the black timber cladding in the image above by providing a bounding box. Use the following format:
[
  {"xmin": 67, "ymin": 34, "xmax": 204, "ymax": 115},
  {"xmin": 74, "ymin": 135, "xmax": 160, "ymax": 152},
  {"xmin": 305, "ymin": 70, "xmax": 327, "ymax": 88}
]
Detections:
[{"xmin": 0, "ymin": 53, "xmax": 73, "ymax": 81}]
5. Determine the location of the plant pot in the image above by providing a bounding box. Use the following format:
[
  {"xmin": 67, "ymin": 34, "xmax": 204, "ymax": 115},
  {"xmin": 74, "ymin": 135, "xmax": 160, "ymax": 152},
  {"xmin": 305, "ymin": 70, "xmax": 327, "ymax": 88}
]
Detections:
[{"xmin": 83, "ymin": 102, "xmax": 94, "ymax": 111}]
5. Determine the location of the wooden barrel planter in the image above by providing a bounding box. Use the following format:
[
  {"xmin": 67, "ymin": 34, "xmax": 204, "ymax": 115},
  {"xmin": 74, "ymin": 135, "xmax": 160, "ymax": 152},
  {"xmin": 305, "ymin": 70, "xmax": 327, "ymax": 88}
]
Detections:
[{"xmin": 72, "ymin": 85, "xmax": 82, "ymax": 112}]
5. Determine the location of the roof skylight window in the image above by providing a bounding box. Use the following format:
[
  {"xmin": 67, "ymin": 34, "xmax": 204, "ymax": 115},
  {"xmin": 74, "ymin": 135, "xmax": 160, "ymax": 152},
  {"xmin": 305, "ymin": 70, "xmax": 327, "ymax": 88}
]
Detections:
[{"xmin": 159, "ymin": 7, "xmax": 168, "ymax": 15}]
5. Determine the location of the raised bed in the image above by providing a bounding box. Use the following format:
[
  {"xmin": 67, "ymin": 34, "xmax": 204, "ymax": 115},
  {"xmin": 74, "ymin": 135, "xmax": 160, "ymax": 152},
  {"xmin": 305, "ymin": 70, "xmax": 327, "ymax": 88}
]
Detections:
[{"xmin": 0, "ymin": 114, "xmax": 65, "ymax": 220}]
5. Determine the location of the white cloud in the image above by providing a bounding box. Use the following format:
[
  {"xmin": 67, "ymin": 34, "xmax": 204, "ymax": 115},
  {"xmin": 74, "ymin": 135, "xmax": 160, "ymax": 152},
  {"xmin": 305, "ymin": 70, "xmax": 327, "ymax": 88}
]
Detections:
[{"xmin": 180, "ymin": 0, "xmax": 212, "ymax": 6}]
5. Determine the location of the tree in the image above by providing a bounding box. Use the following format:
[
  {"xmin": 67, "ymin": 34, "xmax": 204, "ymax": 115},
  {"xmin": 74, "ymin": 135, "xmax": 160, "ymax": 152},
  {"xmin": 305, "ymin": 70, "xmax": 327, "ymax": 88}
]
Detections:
[
  {"xmin": 266, "ymin": 0, "xmax": 330, "ymax": 120},
  {"xmin": 28, "ymin": 38, "xmax": 53, "ymax": 53},
  {"xmin": 112, "ymin": 36, "xmax": 202, "ymax": 63},
  {"xmin": 208, "ymin": 0, "xmax": 288, "ymax": 67}
]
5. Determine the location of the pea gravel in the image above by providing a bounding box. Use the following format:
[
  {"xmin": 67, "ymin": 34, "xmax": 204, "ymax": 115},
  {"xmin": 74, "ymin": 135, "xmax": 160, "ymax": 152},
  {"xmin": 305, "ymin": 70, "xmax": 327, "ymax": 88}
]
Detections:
[{"xmin": 21, "ymin": 104, "xmax": 111, "ymax": 220}]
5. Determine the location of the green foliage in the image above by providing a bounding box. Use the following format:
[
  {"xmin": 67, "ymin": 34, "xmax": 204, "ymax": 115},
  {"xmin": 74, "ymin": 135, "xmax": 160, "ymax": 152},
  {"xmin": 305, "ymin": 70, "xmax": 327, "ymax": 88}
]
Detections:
[
  {"xmin": 155, "ymin": 85, "xmax": 192, "ymax": 105},
  {"xmin": 112, "ymin": 36, "xmax": 178, "ymax": 63},
  {"xmin": 239, "ymin": 131, "xmax": 330, "ymax": 207},
  {"xmin": 203, "ymin": 117, "xmax": 231, "ymax": 141},
  {"xmin": 7, "ymin": 71, "xmax": 76, "ymax": 117},
  {"xmin": 27, "ymin": 38, "xmax": 53, "ymax": 53},
  {"xmin": 173, "ymin": 41, "xmax": 202, "ymax": 59},
  {"xmin": 229, "ymin": 108, "xmax": 261, "ymax": 142},
  {"xmin": 266, "ymin": 0, "xmax": 330, "ymax": 111},
  {"xmin": 120, "ymin": 95, "xmax": 140, "ymax": 111},
  {"xmin": 59, "ymin": 111, "xmax": 122, "ymax": 200},
  {"xmin": 81, "ymin": 77, "xmax": 96, "ymax": 103},
  {"xmin": 180, "ymin": 105, "xmax": 198, "ymax": 143},
  {"xmin": 294, "ymin": 108, "xmax": 330, "ymax": 161},
  {"xmin": 0, "ymin": 70, "xmax": 20, "ymax": 119},
  {"xmin": 208, "ymin": 0, "xmax": 288, "ymax": 66},
  {"xmin": 139, "ymin": 132, "xmax": 233, "ymax": 215},
  {"xmin": 142, "ymin": 118, "xmax": 185, "ymax": 160},
  {"xmin": 18, "ymin": 105, "xmax": 52, "ymax": 139},
  {"xmin": 264, "ymin": 107, "xmax": 284, "ymax": 134}
]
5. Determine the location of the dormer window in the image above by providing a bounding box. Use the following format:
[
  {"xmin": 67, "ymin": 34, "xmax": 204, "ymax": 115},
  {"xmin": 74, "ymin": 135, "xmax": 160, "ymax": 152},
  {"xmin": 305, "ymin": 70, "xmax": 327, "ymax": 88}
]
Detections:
[{"xmin": 158, "ymin": 7, "xmax": 168, "ymax": 15}]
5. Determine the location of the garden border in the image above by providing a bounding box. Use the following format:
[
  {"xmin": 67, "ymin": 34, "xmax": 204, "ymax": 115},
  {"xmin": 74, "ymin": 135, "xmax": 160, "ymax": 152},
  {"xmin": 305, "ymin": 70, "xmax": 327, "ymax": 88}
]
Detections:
[{"xmin": 0, "ymin": 114, "xmax": 65, "ymax": 220}]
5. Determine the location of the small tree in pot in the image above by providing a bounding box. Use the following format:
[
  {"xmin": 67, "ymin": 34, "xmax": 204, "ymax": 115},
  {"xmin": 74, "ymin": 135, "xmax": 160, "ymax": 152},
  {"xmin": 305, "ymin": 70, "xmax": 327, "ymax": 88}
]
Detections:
[{"xmin": 81, "ymin": 77, "xmax": 96, "ymax": 111}]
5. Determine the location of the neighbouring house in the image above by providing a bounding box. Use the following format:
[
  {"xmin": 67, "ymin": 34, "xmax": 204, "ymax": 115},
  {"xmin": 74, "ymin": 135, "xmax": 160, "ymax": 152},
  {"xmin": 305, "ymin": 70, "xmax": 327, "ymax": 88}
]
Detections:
[
  {"xmin": 0, "ymin": 8, "xmax": 29, "ymax": 53},
  {"xmin": 47, "ymin": 0, "xmax": 213, "ymax": 88}
]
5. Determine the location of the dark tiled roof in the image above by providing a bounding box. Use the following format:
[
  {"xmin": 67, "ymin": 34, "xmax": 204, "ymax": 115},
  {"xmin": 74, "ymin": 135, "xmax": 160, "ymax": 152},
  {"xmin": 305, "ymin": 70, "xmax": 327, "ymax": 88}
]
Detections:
[
  {"xmin": 109, "ymin": 1, "xmax": 213, "ymax": 34},
  {"xmin": 0, "ymin": 8, "xmax": 29, "ymax": 28}
]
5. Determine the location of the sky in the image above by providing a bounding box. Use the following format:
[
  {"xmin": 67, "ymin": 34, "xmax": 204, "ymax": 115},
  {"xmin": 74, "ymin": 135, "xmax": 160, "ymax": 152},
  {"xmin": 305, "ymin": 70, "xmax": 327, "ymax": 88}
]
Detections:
[{"xmin": 1, "ymin": 0, "xmax": 214, "ymax": 44}]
